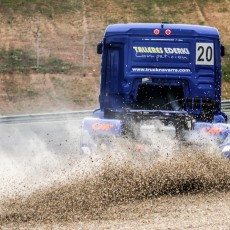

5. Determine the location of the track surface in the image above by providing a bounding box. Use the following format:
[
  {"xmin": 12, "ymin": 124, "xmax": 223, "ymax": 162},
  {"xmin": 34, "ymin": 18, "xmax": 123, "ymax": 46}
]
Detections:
[
  {"xmin": 0, "ymin": 114, "xmax": 229, "ymax": 229},
  {"xmin": 7, "ymin": 191, "xmax": 229, "ymax": 229}
]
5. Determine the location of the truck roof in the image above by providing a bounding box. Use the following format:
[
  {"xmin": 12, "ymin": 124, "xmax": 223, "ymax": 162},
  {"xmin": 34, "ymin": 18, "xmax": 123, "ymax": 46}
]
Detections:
[{"xmin": 105, "ymin": 23, "xmax": 220, "ymax": 38}]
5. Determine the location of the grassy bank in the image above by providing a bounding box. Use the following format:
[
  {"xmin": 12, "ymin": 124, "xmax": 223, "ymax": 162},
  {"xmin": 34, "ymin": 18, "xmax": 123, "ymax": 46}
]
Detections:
[
  {"xmin": 0, "ymin": 0, "xmax": 81, "ymax": 18},
  {"xmin": 0, "ymin": 49, "xmax": 72, "ymax": 74}
]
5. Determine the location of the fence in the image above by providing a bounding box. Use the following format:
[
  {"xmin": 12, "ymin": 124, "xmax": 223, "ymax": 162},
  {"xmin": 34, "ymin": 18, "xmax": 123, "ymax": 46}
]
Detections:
[
  {"xmin": 222, "ymin": 100, "xmax": 230, "ymax": 112},
  {"xmin": 0, "ymin": 100, "xmax": 229, "ymax": 124}
]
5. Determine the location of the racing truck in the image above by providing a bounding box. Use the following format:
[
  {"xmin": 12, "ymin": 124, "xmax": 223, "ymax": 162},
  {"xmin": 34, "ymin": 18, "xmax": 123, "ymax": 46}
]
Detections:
[{"xmin": 80, "ymin": 23, "xmax": 230, "ymax": 157}]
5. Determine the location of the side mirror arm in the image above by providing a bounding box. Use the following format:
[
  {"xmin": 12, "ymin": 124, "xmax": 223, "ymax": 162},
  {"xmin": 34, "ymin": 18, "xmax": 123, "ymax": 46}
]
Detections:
[{"xmin": 97, "ymin": 42, "xmax": 102, "ymax": 54}]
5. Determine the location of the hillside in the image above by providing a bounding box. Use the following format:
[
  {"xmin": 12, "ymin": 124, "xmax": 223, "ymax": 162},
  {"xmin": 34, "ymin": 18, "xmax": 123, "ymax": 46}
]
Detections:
[{"xmin": 0, "ymin": 0, "xmax": 229, "ymax": 114}]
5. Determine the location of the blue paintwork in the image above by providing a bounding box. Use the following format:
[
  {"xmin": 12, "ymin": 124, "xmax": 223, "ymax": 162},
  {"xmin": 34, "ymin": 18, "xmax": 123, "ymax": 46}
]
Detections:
[
  {"xmin": 221, "ymin": 143, "xmax": 230, "ymax": 158},
  {"xmin": 194, "ymin": 122, "xmax": 230, "ymax": 158},
  {"xmin": 98, "ymin": 23, "xmax": 223, "ymax": 117},
  {"xmin": 105, "ymin": 23, "xmax": 219, "ymax": 37}
]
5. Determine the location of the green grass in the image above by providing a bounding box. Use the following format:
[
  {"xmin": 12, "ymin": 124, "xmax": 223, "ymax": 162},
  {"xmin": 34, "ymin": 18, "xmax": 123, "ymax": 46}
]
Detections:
[
  {"xmin": 0, "ymin": 0, "xmax": 82, "ymax": 18},
  {"xmin": 38, "ymin": 59, "xmax": 72, "ymax": 74},
  {"xmin": 0, "ymin": 49, "xmax": 72, "ymax": 74},
  {"xmin": 222, "ymin": 65, "xmax": 230, "ymax": 82},
  {"xmin": 222, "ymin": 44, "xmax": 230, "ymax": 82},
  {"xmin": 218, "ymin": 7, "xmax": 228, "ymax": 13},
  {"xmin": 0, "ymin": 49, "xmax": 34, "ymax": 73}
]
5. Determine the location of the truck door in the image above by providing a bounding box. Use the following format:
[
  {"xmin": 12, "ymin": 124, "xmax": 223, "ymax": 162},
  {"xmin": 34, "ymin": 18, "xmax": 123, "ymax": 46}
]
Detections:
[{"xmin": 104, "ymin": 43, "xmax": 124, "ymax": 108}]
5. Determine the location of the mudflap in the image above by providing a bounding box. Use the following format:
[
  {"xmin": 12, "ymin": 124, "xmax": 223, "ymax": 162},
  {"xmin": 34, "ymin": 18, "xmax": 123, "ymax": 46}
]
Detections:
[
  {"xmin": 194, "ymin": 122, "xmax": 230, "ymax": 159},
  {"xmin": 80, "ymin": 117, "xmax": 122, "ymax": 155}
]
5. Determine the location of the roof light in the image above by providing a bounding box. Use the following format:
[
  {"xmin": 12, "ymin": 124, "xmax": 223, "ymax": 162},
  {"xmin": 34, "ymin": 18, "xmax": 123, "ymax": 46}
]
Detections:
[
  {"xmin": 165, "ymin": 29, "xmax": 171, "ymax": 35},
  {"xmin": 154, "ymin": 29, "xmax": 160, "ymax": 35}
]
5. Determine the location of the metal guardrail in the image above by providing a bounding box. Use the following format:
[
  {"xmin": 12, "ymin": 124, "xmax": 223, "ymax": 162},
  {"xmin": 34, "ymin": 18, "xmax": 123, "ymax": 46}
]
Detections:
[
  {"xmin": 0, "ymin": 100, "xmax": 229, "ymax": 125},
  {"xmin": 222, "ymin": 100, "xmax": 230, "ymax": 112},
  {"xmin": 0, "ymin": 110, "xmax": 94, "ymax": 124}
]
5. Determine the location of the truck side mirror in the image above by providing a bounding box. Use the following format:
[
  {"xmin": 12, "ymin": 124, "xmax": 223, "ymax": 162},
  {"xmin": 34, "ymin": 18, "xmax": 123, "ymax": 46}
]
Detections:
[
  {"xmin": 221, "ymin": 44, "xmax": 225, "ymax": 57},
  {"xmin": 97, "ymin": 42, "xmax": 102, "ymax": 54}
]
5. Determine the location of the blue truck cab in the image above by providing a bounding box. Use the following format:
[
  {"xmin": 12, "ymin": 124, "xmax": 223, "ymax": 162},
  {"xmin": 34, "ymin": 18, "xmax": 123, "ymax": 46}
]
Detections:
[{"xmin": 96, "ymin": 23, "xmax": 226, "ymax": 122}]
